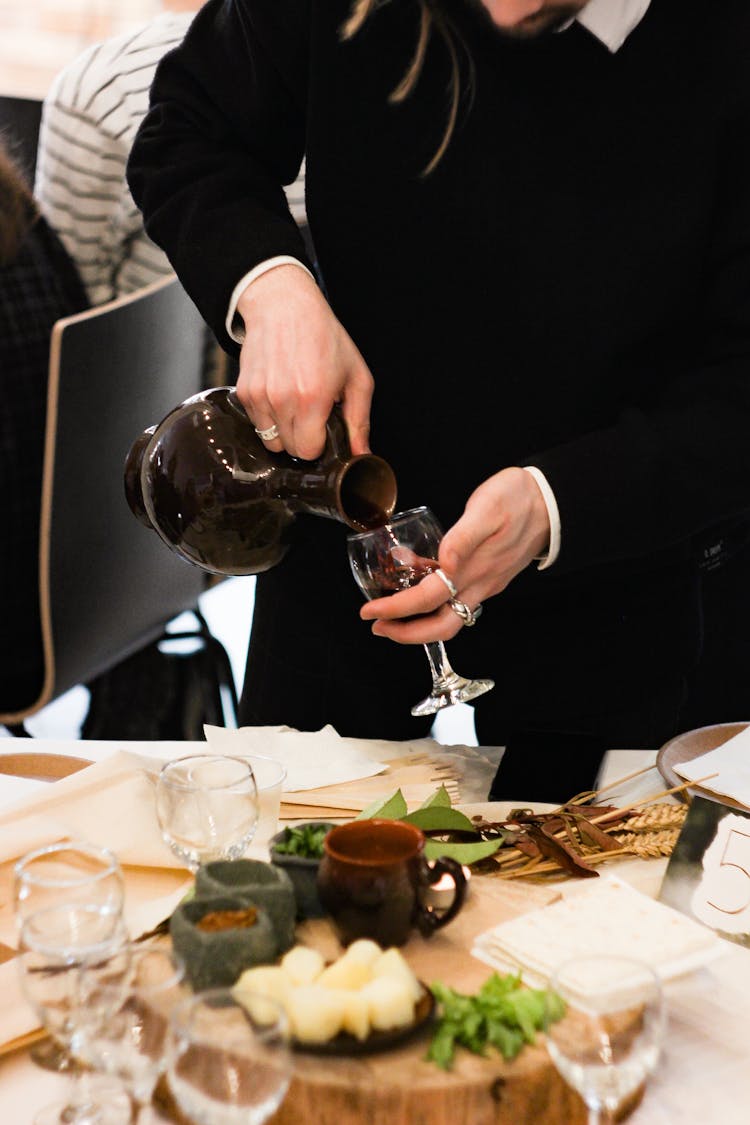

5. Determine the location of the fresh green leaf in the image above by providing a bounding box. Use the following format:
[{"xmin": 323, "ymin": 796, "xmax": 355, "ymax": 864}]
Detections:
[
  {"xmin": 355, "ymin": 788, "xmax": 408, "ymax": 821},
  {"xmin": 427, "ymin": 973, "xmax": 565, "ymax": 1070},
  {"xmin": 419, "ymin": 784, "xmax": 453, "ymax": 810},
  {"xmin": 423, "ymin": 838, "xmax": 503, "ymax": 864},
  {"xmin": 272, "ymin": 824, "xmax": 329, "ymax": 859},
  {"xmin": 401, "ymin": 806, "xmax": 477, "ymax": 833}
]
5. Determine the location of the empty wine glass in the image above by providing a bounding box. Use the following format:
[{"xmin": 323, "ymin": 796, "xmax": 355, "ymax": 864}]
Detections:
[
  {"xmin": 348, "ymin": 505, "xmax": 495, "ymax": 715},
  {"xmin": 14, "ymin": 841, "xmax": 125, "ymax": 1073},
  {"xmin": 156, "ymin": 754, "xmax": 259, "ymax": 871},
  {"xmin": 166, "ymin": 988, "xmax": 291, "ymax": 1125},
  {"xmin": 545, "ymin": 955, "xmax": 666, "ymax": 1125},
  {"xmin": 80, "ymin": 944, "xmax": 186, "ymax": 1122},
  {"xmin": 18, "ymin": 902, "xmax": 132, "ymax": 1125},
  {"xmin": 14, "ymin": 840, "xmax": 125, "ymax": 924}
]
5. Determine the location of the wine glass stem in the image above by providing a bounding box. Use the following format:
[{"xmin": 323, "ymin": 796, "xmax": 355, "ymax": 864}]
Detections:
[{"xmin": 423, "ymin": 642, "xmax": 462, "ymax": 691}]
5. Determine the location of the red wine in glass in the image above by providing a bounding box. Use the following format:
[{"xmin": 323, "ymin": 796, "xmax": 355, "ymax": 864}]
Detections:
[{"xmin": 347, "ymin": 506, "xmax": 494, "ymax": 716}]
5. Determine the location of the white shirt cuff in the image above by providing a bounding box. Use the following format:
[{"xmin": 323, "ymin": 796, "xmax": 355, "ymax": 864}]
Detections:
[
  {"xmin": 226, "ymin": 256, "xmax": 315, "ymax": 344},
  {"xmin": 522, "ymin": 465, "xmax": 561, "ymax": 569}
]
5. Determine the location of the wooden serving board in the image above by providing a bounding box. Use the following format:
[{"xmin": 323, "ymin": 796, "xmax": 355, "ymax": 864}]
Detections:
[{"xmin": 265, "ymin": 876, "xmax": 592, "ymax": 1125}]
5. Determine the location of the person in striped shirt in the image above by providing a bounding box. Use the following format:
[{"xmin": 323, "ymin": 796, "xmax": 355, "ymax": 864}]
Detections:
[{"xmin": 35, "ymin": 0, "xmax": 307, "ymax": 307}]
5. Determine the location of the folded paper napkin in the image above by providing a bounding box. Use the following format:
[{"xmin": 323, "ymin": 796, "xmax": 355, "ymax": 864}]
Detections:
[
  {"xmin": 203, "ymin": 724, "xmax": 388, "ymax": 792},
  {"xmin": 472, "ymin": 877, "xmax": 726, "ymax": 999},
  {"xmin": 204, "ymin": 723, "xmax": 497, "ymax": 813},
  {"xmin": 0, "ymin": 750, "xmax": 194, "ymax": 1052},
  {"xmin": 672, "ymin": 726, "xmax": 750, "ymax": 809}
]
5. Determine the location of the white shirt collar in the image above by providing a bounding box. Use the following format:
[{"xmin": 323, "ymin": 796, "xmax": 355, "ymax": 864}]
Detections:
[{"xmin": 572, "ymin": 0, "xmax": 652, "ymax": 52}]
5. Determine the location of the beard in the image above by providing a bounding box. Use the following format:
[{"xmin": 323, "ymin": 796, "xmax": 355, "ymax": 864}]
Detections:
[{"xmin": 463, "ymin": 1, "xmax": 589, "ymax": 40}]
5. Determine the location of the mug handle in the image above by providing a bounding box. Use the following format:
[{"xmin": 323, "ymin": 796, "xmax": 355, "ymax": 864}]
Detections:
[{"xmin": 415, "ymin": 857, "xmax": 467, "ymax": 936}]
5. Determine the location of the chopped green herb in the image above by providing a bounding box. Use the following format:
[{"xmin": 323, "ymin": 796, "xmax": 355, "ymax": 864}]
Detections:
[
  {"xmin": 427, "ymin": 973, "xmax": 565, "ymax": 1070},
  {"xmin": 273, "ymin": 823, "xmax": 329, "ymax": 859}
]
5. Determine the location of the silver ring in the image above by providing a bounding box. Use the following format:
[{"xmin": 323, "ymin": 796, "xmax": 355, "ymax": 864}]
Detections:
[
  {"xmin": 434, "ymin": 568, "xmax": 458, "ymax": 599},
  {"xmin": 254, "ymin": 423, "xmax": 280, "ymax": 442},
  {"xmin": 448, "ymin": 598, "xmax": 482, "ymax": 627}
]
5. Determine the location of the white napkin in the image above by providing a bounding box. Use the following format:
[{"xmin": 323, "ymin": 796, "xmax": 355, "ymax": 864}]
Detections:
[
  {"xmin": 672, "ymin": 727, "xmax": 750, "ymax": 809},
  {"xmin": 204, "ymin": 724, "xmax": 388, "ymax": 792},
  {"xmin": 0, "ymin": 750, "xmax": 178, "ymax": 869},
  {"xmin": 472, "ymin": 877, "xmax": 726, "ymax": 998}
]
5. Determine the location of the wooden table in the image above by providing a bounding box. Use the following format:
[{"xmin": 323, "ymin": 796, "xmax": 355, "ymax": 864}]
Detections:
[{"xmin": 0, "ymin": 747, "xmax": 749, "ymax": 1124}]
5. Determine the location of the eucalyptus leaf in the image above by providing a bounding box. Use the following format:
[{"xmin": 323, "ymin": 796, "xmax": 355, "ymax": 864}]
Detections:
[
  {"xmin": 419, "ymin": 784, "xmax": 453, "ymax": 810},
  {"xmin": 402, "ymin": 807, "xmax": 476, "ymax": 833},
  {"xmin": 423, "ymin": 838, "xmax": 503, "ymax": 864},
  {"xmin": 355, "ymin": 788, "xmax": 408, "ymax": 821}
]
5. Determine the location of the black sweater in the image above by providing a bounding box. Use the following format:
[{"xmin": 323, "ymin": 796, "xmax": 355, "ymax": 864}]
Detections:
[{"xmin": 128, "ymin": 0, "xmax": 750, "ymax": 599}]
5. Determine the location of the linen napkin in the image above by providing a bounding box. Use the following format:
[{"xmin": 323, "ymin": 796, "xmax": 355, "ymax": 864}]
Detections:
[{"xmin": 671, "ymin": 726, "xmax": 750, "ymax": 809}]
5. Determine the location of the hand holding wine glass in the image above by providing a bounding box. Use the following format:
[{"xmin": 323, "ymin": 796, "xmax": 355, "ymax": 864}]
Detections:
[{"xmin": 348, "ymin": 506, "xmax": 494, "ymax": 715}]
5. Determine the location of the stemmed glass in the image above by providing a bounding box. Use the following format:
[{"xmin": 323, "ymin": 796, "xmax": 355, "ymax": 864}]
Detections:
[
  {"xmin": 18, "ymin": 902, "xmax": 132, "ymax": 1125},
  {"xmin": 155, "ymin": 754, "xmax": 259, "ymax": 871},
  {"xmin": 347, "ymin": 506, "xmax": 495, "ymax": 716},
  {"xmin": 545, "ymin": 955, "xmax": 666, "ymax": 1125},
  {"xmin": 14, "ymin": 841, "xmax": 125, "ymax": 1073},
  {"xmin": 166, "ymin": 989, "xmax": 291, "ymax": 1124},
  {"xmin": 79, "ymin": 944, "xmax": 186, "ymax": 1123}
]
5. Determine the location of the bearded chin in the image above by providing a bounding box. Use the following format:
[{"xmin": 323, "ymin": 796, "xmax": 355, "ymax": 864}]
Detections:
[{"xmin": 464, "ymin": 2, "xmax": 586, "ymax": 39}]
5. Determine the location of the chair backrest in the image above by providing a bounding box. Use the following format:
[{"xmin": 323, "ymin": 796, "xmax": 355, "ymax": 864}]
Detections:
[
  {"xmin": 0, "ymin": 94, "xmax": 43, "ymax": 184},
  {"xmin": 0, "ymin": 276, "xmax": 210, "ymax": 725}
]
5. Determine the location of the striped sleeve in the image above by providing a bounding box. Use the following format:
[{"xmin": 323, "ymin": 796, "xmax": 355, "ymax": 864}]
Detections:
[{"xmin": 34, "ymin": 17, "xmax": 190, "ymax": 305}]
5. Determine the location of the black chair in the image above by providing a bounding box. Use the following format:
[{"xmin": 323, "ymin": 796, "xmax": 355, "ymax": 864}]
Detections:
[
  {"xmin": 1, "ymin": 275, "xmax": 238, "ymax": 737},
  {"xmin": 0, "ymin": 94, "xmax": 43, "ymax": 185}
]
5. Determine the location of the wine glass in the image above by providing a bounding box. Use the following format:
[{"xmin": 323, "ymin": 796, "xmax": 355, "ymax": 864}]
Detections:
[
  {"xmin": 347, "ymin": 505, "xmax": 495, "ymax": 716},
  {"xmin": 166, "ymin": 988, "xmax": 291, "ymax": 1124},
  {"xmin": 545, "ymin": 955, "xmax": 666, "ymax": 1125},
  {"xmin": 80, "ymin": 944, "xmax": 186, "ymax": 1122},
  {"xmin": 14, "ymin": 841, "xmax": 125, "ymax": 1072},
  {"xmin": 155, "ymin": 754, "xmax": 259, "ymax": 871},
  {"xmin": 18, "ymin": 902, "xmax": 133, "ymax": 1125}
]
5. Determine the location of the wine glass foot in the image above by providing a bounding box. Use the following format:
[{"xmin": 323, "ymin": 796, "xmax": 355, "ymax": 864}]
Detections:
[
  {"xmin": 30, "ymin": 1038, "xmax": 76, "ymax": 1073},
  {"xmin": 34, "ymin": 1088, "xmax": 132, "ymax": 1125},
  {"xmin": 410, "ymin": 676, "xmax": 494, "ymax": 717}
]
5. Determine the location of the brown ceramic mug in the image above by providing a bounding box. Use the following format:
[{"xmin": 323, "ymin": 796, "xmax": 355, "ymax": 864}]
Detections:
[{"xmin": 316, "ymin": 819, "xmax": 467, "ymax": 947}]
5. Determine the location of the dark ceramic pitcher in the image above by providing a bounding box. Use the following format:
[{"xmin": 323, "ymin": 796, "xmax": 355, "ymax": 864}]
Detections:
[{"xmin": 124, "ymin": 388, "xmax": 397, "ymax": 576}]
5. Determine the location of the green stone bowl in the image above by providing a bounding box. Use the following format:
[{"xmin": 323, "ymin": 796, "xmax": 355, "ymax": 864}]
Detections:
[
  {"xmin": 195, "ymin": 859, "xmax": 296, "ymax": 952},
  {"xmin": 169, "ymin": 894, "xmax": 278, "ymax": 991}
]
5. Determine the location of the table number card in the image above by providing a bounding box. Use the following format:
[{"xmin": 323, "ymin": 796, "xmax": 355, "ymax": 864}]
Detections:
[{"xmin": 659, "ymin": 795, "xmax": 750, "ymax": 948}]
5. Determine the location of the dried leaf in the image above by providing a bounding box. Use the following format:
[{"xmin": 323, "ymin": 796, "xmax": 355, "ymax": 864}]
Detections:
[{"xmin": 526, "ymin": 825, "xmax": 598, "ymax": 879}]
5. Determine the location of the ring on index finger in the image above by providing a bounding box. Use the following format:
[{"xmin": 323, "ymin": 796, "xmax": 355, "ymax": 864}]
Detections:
[
  {"xmin": 434, "ymin": 568, "xmax": 459, "ymax": 599},
  {"xmin": 448, "ymin": 599, "xmax": 482, "ymax": 627},
  {"xmin": 254, "ymin": 423, "xmax": 280, "ymax": 442}
]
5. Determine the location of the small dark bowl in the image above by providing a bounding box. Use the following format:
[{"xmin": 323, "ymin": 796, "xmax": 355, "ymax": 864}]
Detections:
[
  {"xmin": 169, "ymin": 894, "xmax": 278, "ymax": 991},
  {"xmin": 269, "ymin": 822, "xmax": 337, "ymax": 919}
]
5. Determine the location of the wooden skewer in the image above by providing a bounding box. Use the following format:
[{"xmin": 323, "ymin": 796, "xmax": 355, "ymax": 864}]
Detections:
[{"xmin": 589, "ymin": 773, "xmax": 718, "ymax": 826}]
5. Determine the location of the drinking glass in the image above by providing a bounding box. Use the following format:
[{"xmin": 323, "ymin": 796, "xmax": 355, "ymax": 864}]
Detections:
[
  {"xmin": 155, "ymin": 754, "xmax": 259, "ymax": 871},
  {"xmin": 347, "ymin": 506, "xmax": 495, "ymax": 716},
  {"xmin": 232, "ymin": 754, "xmax": 287, "ymax": 849},
  {"xmin": 18, "ymin": 902, "xmax": 132, "ymax": 1125},
  {"xmin": 14, "ymin": 841, "xmax": 125, "ymax": 924},
  {"xmin": 545, "ymin": 955, "xmax": 666, "ymax": 1125},
  {"xmin": 166, "ymin": 989, "xmax": 291, "ymax": 1125},
  {"xmin": 80, "ymin": 944, "xmax": 186, "ymax": 1122},
  {"xmin": 14, "ymin": 841, "xmax": 125, "ymax": 1072}
]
